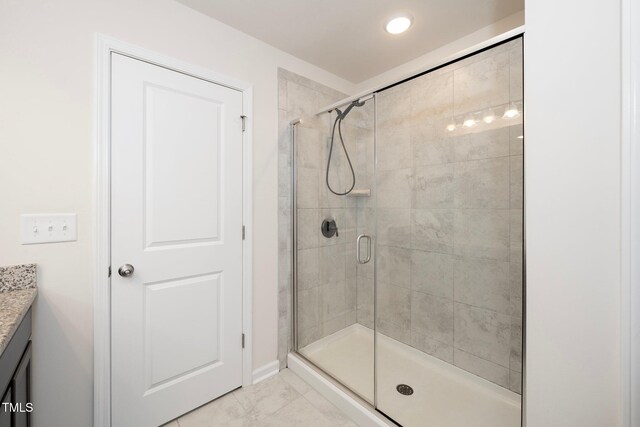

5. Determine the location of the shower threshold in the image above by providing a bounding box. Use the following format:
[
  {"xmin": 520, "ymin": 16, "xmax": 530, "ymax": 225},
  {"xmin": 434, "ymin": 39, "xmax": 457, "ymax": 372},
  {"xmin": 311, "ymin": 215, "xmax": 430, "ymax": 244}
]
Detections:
[
  {"xmin": 290, "ymin": 324, "xmax": 521, "ymax": 427},
  {"xmin": 288, "ymin": 352, "xmax": 392, "ymax": 427}
]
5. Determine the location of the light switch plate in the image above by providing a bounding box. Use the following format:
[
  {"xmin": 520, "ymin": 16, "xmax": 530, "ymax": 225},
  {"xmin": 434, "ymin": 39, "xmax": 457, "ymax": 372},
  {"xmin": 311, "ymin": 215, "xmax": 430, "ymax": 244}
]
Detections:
[{"xmin": 20, "ymin": 214, "xmax": 77, "ymax": 244}]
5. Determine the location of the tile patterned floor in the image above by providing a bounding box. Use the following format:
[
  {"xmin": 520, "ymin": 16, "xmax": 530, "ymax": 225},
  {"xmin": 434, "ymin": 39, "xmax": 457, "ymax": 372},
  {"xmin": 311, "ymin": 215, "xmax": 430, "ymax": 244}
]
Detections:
[{"xmin": 162, "ymin": 369, "xmax": 357, "ymax": 427}]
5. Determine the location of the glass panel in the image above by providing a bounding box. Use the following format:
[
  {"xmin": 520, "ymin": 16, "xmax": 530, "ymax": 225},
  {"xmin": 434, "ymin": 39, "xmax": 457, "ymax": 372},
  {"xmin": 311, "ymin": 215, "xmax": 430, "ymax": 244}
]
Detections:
[
  {"xmin": 294, "ymin": 99, "xmax": 376, "ymax": 403},
  {"xmin": 374, "ymin": 38, "xmax": 524, "ymax": 427}
]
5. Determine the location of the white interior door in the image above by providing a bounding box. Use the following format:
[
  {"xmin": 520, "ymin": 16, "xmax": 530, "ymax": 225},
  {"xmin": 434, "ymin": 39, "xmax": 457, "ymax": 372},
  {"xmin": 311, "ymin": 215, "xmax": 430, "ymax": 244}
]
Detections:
[{"xmin": 110, "ymin": 53, "xmax": 244, "ymax": 427}]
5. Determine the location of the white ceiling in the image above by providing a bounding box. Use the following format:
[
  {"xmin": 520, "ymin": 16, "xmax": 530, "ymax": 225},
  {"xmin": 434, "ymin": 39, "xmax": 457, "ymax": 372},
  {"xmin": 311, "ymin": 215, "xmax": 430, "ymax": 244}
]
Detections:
[{"xmin": 175, "ymin": 0, "xmax": 524, "ymax": 83}]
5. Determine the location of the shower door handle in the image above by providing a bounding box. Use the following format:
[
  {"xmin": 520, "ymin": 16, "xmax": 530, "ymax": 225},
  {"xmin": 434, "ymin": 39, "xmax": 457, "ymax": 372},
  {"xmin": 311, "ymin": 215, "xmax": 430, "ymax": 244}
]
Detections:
[{"xmin": 357, "ymin": 234, "xmax": 372, "ymax": 264}]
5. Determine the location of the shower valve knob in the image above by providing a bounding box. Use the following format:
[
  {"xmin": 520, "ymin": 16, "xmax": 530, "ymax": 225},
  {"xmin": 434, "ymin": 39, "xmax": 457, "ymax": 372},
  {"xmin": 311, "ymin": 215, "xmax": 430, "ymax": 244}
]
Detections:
[{"xmin": 321, "ymin": 219, "xmax": 338, "ymax": 238}]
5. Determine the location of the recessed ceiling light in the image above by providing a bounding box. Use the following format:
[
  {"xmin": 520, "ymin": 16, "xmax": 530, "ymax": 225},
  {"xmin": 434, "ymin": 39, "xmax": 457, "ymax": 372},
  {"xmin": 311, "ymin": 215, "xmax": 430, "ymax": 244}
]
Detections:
[{"xmin": 386, "ymin": 16, "xmax": 412, "ymax": 35}]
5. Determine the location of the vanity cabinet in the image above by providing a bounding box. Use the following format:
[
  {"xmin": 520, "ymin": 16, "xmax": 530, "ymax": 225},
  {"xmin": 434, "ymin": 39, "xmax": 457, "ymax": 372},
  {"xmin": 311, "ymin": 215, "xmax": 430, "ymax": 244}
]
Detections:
[
  {"xmin": 0, "ymin": 388, "xmax": 11, "ymax": 426},
  {"xmin": 0, "ymin": 309, "xmax": 32, "ymax": 427}
]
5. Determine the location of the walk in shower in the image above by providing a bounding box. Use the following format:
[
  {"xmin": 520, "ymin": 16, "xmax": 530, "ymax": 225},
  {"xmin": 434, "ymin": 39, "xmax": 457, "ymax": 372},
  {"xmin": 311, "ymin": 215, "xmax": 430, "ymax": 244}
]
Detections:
[{"xmin": 289, "ymin": 37, "xmax": 524, "ymax": 427}]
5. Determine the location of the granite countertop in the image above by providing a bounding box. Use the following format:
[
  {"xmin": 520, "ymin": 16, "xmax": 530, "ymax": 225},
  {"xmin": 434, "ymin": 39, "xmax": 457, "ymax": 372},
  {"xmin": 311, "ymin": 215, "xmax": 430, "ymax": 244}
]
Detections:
[
  {"xmin": 0, "ymin": 264, "xmax": 37, "ymax": 356},
  {"xmin": 0, "ymin": 288, "xmax": 37, "ymax": 355}
]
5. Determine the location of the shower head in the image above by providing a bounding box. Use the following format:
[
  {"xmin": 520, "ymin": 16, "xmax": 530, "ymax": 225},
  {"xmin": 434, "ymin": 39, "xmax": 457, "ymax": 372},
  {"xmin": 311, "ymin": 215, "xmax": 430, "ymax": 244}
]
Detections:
[{"xmin": 337, "ymin": 99, "xmax": 365, "ymax": 121}]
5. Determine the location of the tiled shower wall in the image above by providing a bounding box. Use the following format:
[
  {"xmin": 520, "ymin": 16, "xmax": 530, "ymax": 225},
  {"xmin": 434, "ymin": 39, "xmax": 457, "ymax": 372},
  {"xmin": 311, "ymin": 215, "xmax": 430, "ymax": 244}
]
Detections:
[
  {"xmin": 372, "ymin": 38, "xmax": 523, "ymax": 393},
  {"xmin": 293, "ymin": 106, "xmax": 374, "ymax": 350},
  {"xmin": 278, "ymin": 38, "xmax": 523, "ymax": 394},
  {"xmin": 277, "ymin": 69, "xmax": 349, "ymax": 368}
]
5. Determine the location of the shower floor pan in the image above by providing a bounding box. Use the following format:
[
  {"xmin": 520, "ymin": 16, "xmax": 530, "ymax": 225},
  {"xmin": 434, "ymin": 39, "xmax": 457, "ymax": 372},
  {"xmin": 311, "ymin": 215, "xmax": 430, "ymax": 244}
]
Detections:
[{"xmin": 295, "ymin": 323, "xmax": 521, "ymax": 427}]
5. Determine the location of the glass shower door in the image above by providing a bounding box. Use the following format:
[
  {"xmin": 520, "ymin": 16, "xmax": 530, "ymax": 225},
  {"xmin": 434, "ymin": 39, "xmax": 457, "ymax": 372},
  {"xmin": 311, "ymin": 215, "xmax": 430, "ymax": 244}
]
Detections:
[
  {"xmin": 294, "ymin": 99, "xmax": 376, "ymax": 404},
  {"xmin": 292, "ymin": 39, "xmax": 524, "ymax": 426},
  {"xmin": 374, "ymin": 38, "xmax": 524, "ymax": 427}
]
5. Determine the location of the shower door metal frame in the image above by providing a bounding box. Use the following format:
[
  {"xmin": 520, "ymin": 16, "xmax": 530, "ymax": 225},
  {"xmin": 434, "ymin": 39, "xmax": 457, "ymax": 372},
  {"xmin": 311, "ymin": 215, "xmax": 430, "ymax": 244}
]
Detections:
[{"xmin": 290, "ymin": 118, "xmax": 300, "ymax": 354}]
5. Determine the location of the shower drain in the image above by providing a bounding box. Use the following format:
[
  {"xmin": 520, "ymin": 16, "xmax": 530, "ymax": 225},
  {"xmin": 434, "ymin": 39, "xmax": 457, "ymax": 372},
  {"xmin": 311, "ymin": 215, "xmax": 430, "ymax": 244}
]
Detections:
[{"xmin": 396, "ymin": 384, "xmax": 414, "ymax": 396}]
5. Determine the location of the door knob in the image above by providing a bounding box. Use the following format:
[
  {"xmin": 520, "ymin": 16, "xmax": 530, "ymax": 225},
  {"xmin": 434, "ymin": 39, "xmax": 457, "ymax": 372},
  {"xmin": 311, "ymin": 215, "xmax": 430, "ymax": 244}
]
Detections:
[{"xmin": 118, "ymin": 264, "xmax": 135, "ymax": 277}]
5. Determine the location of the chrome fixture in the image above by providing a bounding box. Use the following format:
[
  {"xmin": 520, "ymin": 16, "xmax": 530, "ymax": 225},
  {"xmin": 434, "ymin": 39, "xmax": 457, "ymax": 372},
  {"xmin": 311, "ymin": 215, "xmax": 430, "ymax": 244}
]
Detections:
[
  {"xmin": 356, "ymin": 234, "xmax": 372, "ymax": 264},
  {"xmin": 118, "ymin": 264, "xmax": 134, "ymax": 277}
]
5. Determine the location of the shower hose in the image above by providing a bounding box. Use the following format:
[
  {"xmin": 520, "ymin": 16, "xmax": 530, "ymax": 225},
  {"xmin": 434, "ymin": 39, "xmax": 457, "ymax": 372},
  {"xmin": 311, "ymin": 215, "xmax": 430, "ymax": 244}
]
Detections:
[{"xmin": 325, "ymin": 100, "xmax": 363, "ymax": 196}]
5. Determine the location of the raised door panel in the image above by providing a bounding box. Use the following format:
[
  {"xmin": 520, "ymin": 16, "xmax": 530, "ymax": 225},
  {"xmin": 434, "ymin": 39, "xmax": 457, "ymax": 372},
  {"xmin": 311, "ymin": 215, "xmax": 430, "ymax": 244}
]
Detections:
[{"xmin": 144, "ymin": 84, "xmax": 223, "ymax": 248}]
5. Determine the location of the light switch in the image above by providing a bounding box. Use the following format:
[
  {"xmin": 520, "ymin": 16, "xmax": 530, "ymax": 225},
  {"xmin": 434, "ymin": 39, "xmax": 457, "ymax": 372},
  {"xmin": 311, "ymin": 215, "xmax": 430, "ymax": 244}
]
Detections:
[{"xmin": 20, "ymin": 214, "xmax": 77, "ymax": 244}]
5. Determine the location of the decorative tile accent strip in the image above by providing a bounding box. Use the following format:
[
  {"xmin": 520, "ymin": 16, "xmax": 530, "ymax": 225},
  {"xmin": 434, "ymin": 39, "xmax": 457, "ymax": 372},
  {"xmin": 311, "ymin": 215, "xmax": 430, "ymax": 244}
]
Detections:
[{"xmin": 0, "ymin": 264, "xmax": 37, "ymax": 292}]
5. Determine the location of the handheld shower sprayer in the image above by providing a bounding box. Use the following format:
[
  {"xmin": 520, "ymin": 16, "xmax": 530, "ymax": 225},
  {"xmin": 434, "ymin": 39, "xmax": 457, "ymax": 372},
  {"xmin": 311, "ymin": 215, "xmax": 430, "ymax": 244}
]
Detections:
[
  {"xmin": 337, "ymin": 99, "xmax": 365, "ymax": 120},
  {"xmin": 326, "ymin": 99, "xmax": 365, "ymax": 196}
]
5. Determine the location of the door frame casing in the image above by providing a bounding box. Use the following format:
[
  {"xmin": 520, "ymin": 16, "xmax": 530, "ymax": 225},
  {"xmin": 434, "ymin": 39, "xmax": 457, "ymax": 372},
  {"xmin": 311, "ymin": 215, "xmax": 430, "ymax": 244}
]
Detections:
[{"xmin": 94, "ymin": 34, "xmax": 254, "ymax": 427}]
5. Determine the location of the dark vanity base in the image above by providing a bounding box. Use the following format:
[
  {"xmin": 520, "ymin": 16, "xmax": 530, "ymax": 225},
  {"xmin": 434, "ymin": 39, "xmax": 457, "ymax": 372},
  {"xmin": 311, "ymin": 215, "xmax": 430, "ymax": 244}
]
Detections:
[{"xmin": 0, "ymin": 309, "xmax": 32, "ymax": 427}]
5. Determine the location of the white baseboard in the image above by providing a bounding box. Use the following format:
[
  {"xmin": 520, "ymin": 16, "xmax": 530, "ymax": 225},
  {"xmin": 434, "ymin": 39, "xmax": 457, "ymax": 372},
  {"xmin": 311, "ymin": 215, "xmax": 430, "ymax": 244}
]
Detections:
[
  {"xmin": 287, "ymin": 353, "xmax": 392, "ymax": 427},
  {"xmin": 252, "ymin": 360, "xmax": 280, "ymax": 384}
]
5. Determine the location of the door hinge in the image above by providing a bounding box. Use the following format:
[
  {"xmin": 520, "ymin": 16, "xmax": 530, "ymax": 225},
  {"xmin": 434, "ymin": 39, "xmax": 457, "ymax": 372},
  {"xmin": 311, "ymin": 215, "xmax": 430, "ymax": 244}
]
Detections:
[
  {"xmin": 108, "ymin": 266, "xmax": 111, "ymax": 278},
  {"xmin": 242, "ymin": 225, "xmax": 246, "ymax": 240},
  {"xmin": 240, "ymin": 115, "xmax": 247, "ymax": 132},
  {"xmin": 242, "ymin": 333, "xmax": 245, "ymax": 349}
]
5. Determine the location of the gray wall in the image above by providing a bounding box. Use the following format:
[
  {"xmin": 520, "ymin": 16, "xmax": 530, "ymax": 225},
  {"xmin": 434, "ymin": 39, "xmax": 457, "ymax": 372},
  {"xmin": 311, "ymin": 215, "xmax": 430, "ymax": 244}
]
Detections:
[
  {"xmin": 279, "ymin": 38, "xmax": 523, "ymax": 394},
  {"xmin": 373, "ymin": 38, "xmax": 523, "ymax": 393},
  {"xmin": 277, "ymin": 69, "xmax": 348, "ymax": 367}
]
